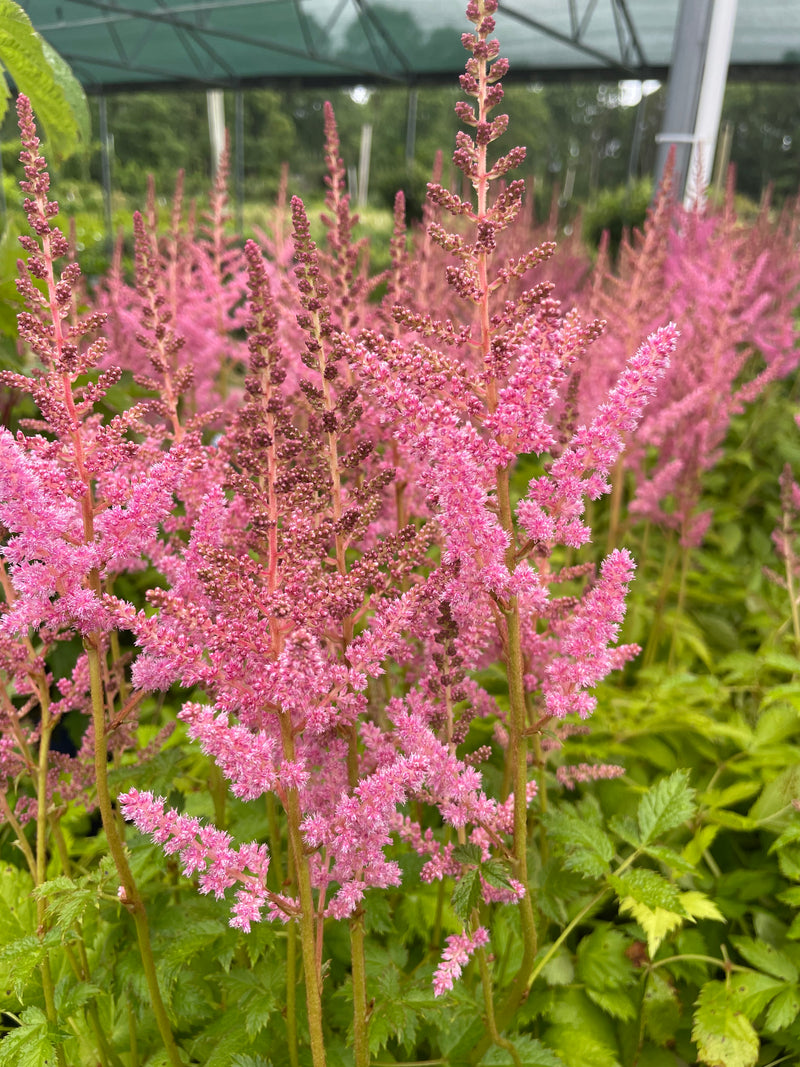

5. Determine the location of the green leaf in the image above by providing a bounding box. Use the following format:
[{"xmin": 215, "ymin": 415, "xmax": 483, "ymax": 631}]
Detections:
[
  {"xmin": 543, "ymin": 806, "xmax": 613, "ymax": 879},
  {"xmin": 642, "ymin": 972, "xmax": 681, "ymax": 1047},
  {"xmin": 730, "ymin": 936, "xmax": 798, "ymax": 981},
  {"xmin": 764, "ymin": 984, "xmax": 800, "ymax": 1032},
  {"xmin": 692, "ymin": 980, "xmax": 759, "ymax": 1067},
  {"xmin": 680, "ymin": 890, "xmax": 725, "ymax": 924},
  {"xmin": 0, "ymin": 0, "xmax": 88, "ymax": 158},
  {"xmin": 638, "ymin": 770, "xmax": 696, "ymax": 846},
  {"xmin": 33, "ymin": 876, "xmax": 95, "ymax": 932},
  {"xmin": 617, "ymin": 899, "xmax": 684, "ymax": 958},
  {"xmin": 778, "ymin": 885, "xmax": 800, "ymax": 906},
  {"xmin": 482, "ymin": 859, "xmax": 514, "ymax": 892},
  {"xmin": 609, "ymin": 869, "xmax": 686, "ymax": 914},
  {"xmin": 480, "ymin": 1035, "xmax": 565, "ymax": 1065},
  {"xmin": 750, "ymin": 765, "xmax": 800, "ymax": 826},
  {"xmin": 586, "ymin": 986, "xmax": 637, "ymax": 1021},
  {"xmin": 545, "ymin": 1026, "xmax": 621, "ymax": 1067},
  {"xmin": 0, "ymin": 931, "xmax": 62, "ymax": 998},
  {"xmin": 608, "ymin": 813, "xmax": 640, "ymax": 847},
  {"xmin": 762, "ymin": 651, "xmax": 800, "ymax": 674},
  {"xmin": 451, "ymin": 867, "xmax": 482, "ymax": 924},
  {"xmin": 699, "ymin": 781, "xmax": 762, "ymax": 810},
  {"xmin": 642, "ymin": 844, "xmax": 697, "ymax": 874},
  {"xmin": 683, "ymin": 825, "xmax": 720, "ymax": 867},
  {"xmin": 0, "ymin": 1006, "xmax": 59, "ymax": 1067},
  {"xmin": 730, "ymin": 971, "xmax": 785, "ymax": 1017},
  {"xmin": 453, "ymin": 843, "xmax": 482, "ymax": 865},
  {"xmin": 540, "ymin": 946, "xmax": 574, "ymax": 987},
  {"xmin": 576, "ymin": 925, "xmax": 633, "ymax": 991}
]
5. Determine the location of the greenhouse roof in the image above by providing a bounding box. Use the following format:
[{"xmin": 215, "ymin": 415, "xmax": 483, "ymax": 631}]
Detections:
[{"xmin": 21, "ymin": 0, "xmax": 800, "ymax": 94}]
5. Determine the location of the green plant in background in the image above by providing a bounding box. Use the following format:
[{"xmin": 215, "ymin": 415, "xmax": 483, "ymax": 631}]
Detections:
[{"xmin": 0, "ymin": 0, "xmax": 89, "ymax": 373}]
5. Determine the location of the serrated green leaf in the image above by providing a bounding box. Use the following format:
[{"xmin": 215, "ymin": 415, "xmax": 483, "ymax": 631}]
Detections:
[
  {"xmin": 451, "ymin": 867, "xmax": 482, "ymax": 925},
  {"xmin": 545, "ymin": 1026, "xmax": 621, "ymax": 1067},
  {"xmin": 617, "ymin": 899, "xmax": 685, "ymax": 958},
  {"xmin": 699, "ymin": 781, "xmax": 762, "ymax": 810},
  {"xmin": 586, "ymin": 986, "xmax": 637, "ymax": 1021},
  {"xmin": 543, "ymin": 807, "xmax": 613, "ymax": 879},
  {"xmin": 764, "ymin": 984, "xmax": 800, "ymax": 1032},
  {"xmin": 730, "ymin": 971, "xmax": 785, "ymax": 1017},
  {"xmin": 0, "ymin": 1006, "xmax": 59, "ymax": 1067},
  {"xmin": 638, "ymin": 770, "xmax": 695, "ymax": 846},
  {"xmin": 680, "ymin": 891, "xmax": 725, "ymax": 924},
  {"xmin": 480, "ymin": 1034, "xmax": 565, "ymax": 1065},
  {"xmin": 643, "ymin": 844, "xmax": 697, "ymax": 874},
  {"xmin": 778, "ymin": 885, "xmax": 800, "ymax": 906},
  {"xmin": 778, "ymin": 844, "xmax": 800, "ymax": 881},
  {"xmin": 708, "ymin": 809, "xmax": 757, "ymax": 831},
  {"xmin": 55, "ymin": 978, "xmax": 102, "ymax": 1018},
  {"xmin": 244, "ymin": 994, "xmax": 276, "ymax": 1039},
  {"xmin": 769, "ymin": 822, "xmax": 800, "ymax": 851},
  {"xmin": 0, "ymin": 0, "xmax": 88, "ymax": 158},
  {"xmin": 753, "ymin": 700, "xmax": 800, "ymax": 744},
  {"xmin": 642, "ymin": 971, "xmax": 681, "ymax": 1047},
  {"xmin": 540, "ymin": 946, "xmax": 574, "ymax": 987},
  {"xmin": 453, "ymin": 843, "xmax": 482, "ymax": 865},
  {"xmin": 609, "ymin": 869, "xmax": 686, "ymax": 913},
  {"xmin": 763, "ymin": 651, "xmax": 800, "ymax": 674},
  {"xmin": 32, "ymin": 876, "xmax": 95, "ymax": 932},
  {"xmin": 683, "ymin": 825, "xmax": 720, "ymax": 867},
  {"xmin": 730, "ymin": 936, "xmax": 798, "ymax": 981},
  {"xmin": 576, "ymin": 925, "xmax": 633, "ymax": 991},
  {"xmin": 0, "ymin": 931, "xmax": 62, "ymax": 997},
  {"xmin": 608, "ymin": 813, "xmax": 640, "ymax": 847},
  {"xmin": 482, "ymin": 860, "xmax": 514, "ymax": 892},
  {"xmin": 750, "ymin": 765, "xmax": 800, "ymax": 826},
  {"xmin": 692, "ymin": 980, "xmax": 759, "ymax": 1067}
]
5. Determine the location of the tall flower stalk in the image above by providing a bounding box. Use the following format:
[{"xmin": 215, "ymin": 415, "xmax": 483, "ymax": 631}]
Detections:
[{"xmin": 1, "ymin": 96, "xmax": 184, "ymax": 1067}]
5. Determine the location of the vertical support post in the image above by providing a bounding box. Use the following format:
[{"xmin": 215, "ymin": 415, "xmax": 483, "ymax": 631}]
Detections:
[
  {"xmin": 235, "ymin": 88, "xmax": 244, "ymax": 234},
  {"xmin": 357, "ymin": 123, "xmax": 372, "ymax": 209},
  {"xmin": 405, "ymin": 87, "xmax": 418, "ymax": 169},
  {"xmin": 627, "ymin": 86, "xmax": 648, "ymax": 188},
  {"xmin": 653, "ymin": 0, "xmax": 714, "ymax": 196},
  {"xmin": 98, "ymin": 94, "xmax": 113, "ymax": 253},
  {"xmin": 207, "ymin": 88, "xmax": 225, "ymax": 177},
  {"xmin": 684, "ymin": 0, "xmax": 738, "ymax": 207},
  {"xmin": 712, "ymin": 119, "xmax": 734, "ymax": 197}
]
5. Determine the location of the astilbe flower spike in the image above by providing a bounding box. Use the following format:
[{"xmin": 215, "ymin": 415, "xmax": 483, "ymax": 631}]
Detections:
[{"xmin": 2, "ymin": 95, "xmax": 187, "ymax": 1067}]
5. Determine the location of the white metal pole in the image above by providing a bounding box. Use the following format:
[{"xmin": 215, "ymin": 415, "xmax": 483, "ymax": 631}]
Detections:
[
  {"xmin": 207, "ymin": 89, "xmax": 226, "ymax": 177},
  {"xmin": 357, "ymin": 123, "xmax": 373, "ymax": 208},
  {"xmin": 684, "ymin": 0, "xmax": 738, "ymax": 208}
]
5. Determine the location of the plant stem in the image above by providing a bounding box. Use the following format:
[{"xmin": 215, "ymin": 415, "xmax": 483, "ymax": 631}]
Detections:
[
  {"xmin": 286, "ymin": 918, "xmax": 299, "ymax": 1067},
  {"xmin": 350, "ymin": 909, "xmax": 370, "ymax": 1067},
  {"xmin": 128, "ymin": 999, "xmax": 140, "ymax": 1067},
  {"xmin": 476, "ymin": 943, "xmax": 522, "ymax": 1067},
  {"xmin": 85, "ymin": 641, "xmax": 183, "ymax": 1067},
  {"xmin": 606, "ymin": 455, "xmax": 626, "ymax": 552},
  {"xmin": 33, "ymin": 683, "xmax": 67, "ymax": 1067},
  {"xmin": 0, "ymin": 791, "xmax": 37, "ymax": 880},
  {"xmin": 783, "ymin": 501, "xmax": 800, "ymax": 654},
  {"xmin": 280, "ymin": 712, "xmax": 327, "ymax": 1067},
  {"xmin": 668, "ymin": 543, "xmax": 691, "ymax": 671}
]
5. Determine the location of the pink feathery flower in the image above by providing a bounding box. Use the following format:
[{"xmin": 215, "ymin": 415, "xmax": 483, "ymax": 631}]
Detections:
[
  {"xmin": 119, "ymin": 789, "xmax": 271, "ymax": 931},
  {"xmin": 543, "ymin": 549, "xmax": 639, "ymax": 719},
  {"xmin": 433, "ymin": 927, "xmax": 490, "ymax": 996},
  {"xmin": 556, "ymin": 762, "xmax": 626, "ymax": 790}
]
